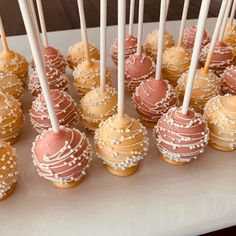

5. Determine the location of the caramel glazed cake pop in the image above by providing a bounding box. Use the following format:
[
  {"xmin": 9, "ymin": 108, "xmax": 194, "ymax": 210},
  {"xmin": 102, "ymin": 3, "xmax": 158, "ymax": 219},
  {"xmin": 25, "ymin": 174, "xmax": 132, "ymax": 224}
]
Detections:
[
  {"xmin": 80, "ymin": 85, "xmax": 117, "ymax": 133},
  {"xmin": 0, "ymin": 92, "xmax": 24, "ymax": 145},
  {"xmin": 133, "ymin": 79, "xmax": 177, "ymax": 127},
  {"xmin": 110, "ymin": 35, "xmax": 137, "ymax": 65},
  {"xmin": 67, "ymin": 41, "xmax": 100, "ymax": 69},
  {"xmin": 0, "ymin": 49, "xmax": 29, "ymax": 85},
  {"xmin": 154, "ymin": 106, "xmax": 209, "ymax": 165},
  {"xmin": 32, "ymin": 126, "xmax": 93, "ymax": 188},
  {"xmin": 73, "ymin": 59, "xmax": 112, "ymax": 96},
  {"xmin": 204, "ymin": 94, "xmax": 236, "ymax": 151},
  {"xmin": 144, "ymin": 29, "xmax": 175, "ymax": 61},
  {"xmin": 162, "ymin": 46, "xmax": 191, "ymax": 86},
  {"xmin": 30, "ymin": 90, "xmax": 79, "ymax": 133},
  {"xmin": 176, "ymin": 68, "xmax": 221, "ymax": 113},
  {"xmin": 221, "ymin": 65, "xmax": 236, "ymax": 95},
  {"xmin": 199, "ymin": 41, "xmax": 234, "ymax": 76},
  {"xmin": 0, "ymin": 141, "xmax": 18, "ymax": 201},
  {"xmin": 0, "ymin": 70, "xmax": 24, "ymax": 102},
  {"xmin": 28, "ymin": 65, "xmax": 68, "ymax": 97},
  {"xmin": 94, "ymin": 114, "xmax": 149, "ymax": 175},
  {"xmin": 125, "ymin": 54, "xmax": 156, "ymax": 92}
]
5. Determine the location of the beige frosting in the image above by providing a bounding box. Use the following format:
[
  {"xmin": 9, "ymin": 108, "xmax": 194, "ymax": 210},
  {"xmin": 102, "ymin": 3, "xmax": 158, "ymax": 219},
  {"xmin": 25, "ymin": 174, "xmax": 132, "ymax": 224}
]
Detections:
[
  {"xmin": 80, "ymin": 85, "xmax": 117, "ymax": 132},
  {"xmin": 0, "ymin": 141, "xmax": 17, "ymax": 200},
  {"xmin": 73, "ymin": 59, "xmax": 111, "ymax": 96},
  {"xmin": 0, "ymin": 50, "xmax": 28, "ymax": 85},
  {"xmin": 0, "ymin": 70, "xmax": 24, "ymax": 102},
  {"xmin": 204, "ymin": 94, "xmax": 236, "ymax": 151},
  {"xmin": 144, "ymin": 29, "xmax": 175, "ymax": 61},
  {"xmin": 95, "ymin": 114, "xmax": 149, "ymax": 170},
  {"xmin": 67, "ymin": 41, "xmax": 100, "ymax": 69},
  {"xmin": 162, "ymin": 46, "xmax": 191, "ymax": 87},
  {"xmin": 176, "ymin": 68, "xmax": 221, "ymax": 113}
]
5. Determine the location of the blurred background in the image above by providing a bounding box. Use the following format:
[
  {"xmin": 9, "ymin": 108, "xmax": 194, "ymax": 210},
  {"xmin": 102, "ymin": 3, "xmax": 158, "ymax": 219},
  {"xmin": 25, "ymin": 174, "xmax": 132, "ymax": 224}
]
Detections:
[{"xmin": 0, "ymin": 0, "xmax": 224, "ymax": 36}]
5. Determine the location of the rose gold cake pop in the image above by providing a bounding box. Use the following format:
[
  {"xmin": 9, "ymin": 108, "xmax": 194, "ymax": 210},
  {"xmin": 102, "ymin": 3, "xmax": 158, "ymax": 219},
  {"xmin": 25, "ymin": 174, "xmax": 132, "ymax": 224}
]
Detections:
[
  {"xmin": 200, "ymin": 41, "xmax": 234, "ymax": 75},
  {"xmin": 221, "ymin": 65, "xmax": 236, "ymax": 94},
  {"xmin": 110, "ymin": 35, "xmax": 137, "ymax": 65},
  {"xmin": 67, "ymin": 41, "xmax": 100, "ymax": 69},
  {"xmin": 30, "ymin": 90, "xmax": 79, "ymax": 133},
  {"xmin": 32, "ymin": 126, "xmax": 92, "ymax": 188},
  {"xmin": 125, "ymin": 54, "xmax": 156, "ymax": 92},
  {"xmin": 183, "ymin": 25, "xmax": 211, "ymax": 50},
  {"xmin": 0, "ymin": 140, "xmax": 17, "ymax": 201},
  {"xmin": 154, "ymin": 107, "xmax": 209, "ymax": 165},
  {"xmin": 0, "ymin": 70, "xmax": 23, "ymax": 102},
  {"xmin": 29, "ymin": 65, "xmax": 68, "ymax": 97}
]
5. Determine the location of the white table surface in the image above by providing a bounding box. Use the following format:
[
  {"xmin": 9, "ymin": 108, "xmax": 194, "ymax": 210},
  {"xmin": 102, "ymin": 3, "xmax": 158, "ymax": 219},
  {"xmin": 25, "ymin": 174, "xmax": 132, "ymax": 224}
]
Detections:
[{"xmin": 1, "ymin": 18, "xmax": 236, "ymax": 236}]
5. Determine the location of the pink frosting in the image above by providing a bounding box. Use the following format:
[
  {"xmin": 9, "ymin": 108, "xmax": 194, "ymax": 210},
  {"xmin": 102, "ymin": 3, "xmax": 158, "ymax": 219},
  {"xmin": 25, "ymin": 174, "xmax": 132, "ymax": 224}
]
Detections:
[
  {"xmin": 110, "ymin": 34, "xmax": 137, "ymax": 65},
  {"xmin": 200, "ymin": 41, "xmax": 233, "ymax": 75},
  {"xmin": 29, "ymin": 66, "xmax": 68, "ymax": 97},
  {"xmin": 30, "ymin": 90, "xmax": 79, "ymax": 133},
  {"xmin": 32, "ymin": 126, "xmax": 92, "ymax": 184},
  {"xmin": 133, "ymin": 79, "xmax": 177, "ymax": 125},
  {"xmin": 32, "ymin": 46, "xmax": 67, "ymax": 74},
  {"xmin": 183, "ymin": 25, "xmax": 211, "ymax": 50},
  {"xmin": 221, "ymin": 65, "xmax": 236, "ymax": 95},
  {"xmin": 154, "ymin": 107, "xmax": 209, "ymax": 163},
  {"xmin": 125, "ymin": 54, "xmax": 156, "ymax": 92}
]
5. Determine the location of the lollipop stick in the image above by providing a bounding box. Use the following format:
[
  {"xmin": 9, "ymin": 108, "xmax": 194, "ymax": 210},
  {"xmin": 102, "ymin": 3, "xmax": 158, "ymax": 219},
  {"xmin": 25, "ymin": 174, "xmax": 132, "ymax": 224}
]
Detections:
[
  {"xmin": 100, "ymin": 0, "xmax": 107, "ymax": 90},
  {"xmin": 36, "ymin": 0, "xmax": 49, "ymax": 47},
  {"xmin": 118, "ymin": 0, "xmax": 126, "ymax": 119},
  {"xmin": 165, "ymin": 0, "xmax": 170, "ymax": 21},
  {"xmin": 0, "ymin": 17, "xmax": 9, "ymax": 52},
  {"xmin": 203, "ymin": 0, "xmax": 228, "ymax": 73},
  {"xmin": 155, "ymin": 0, "xmax": 166, "ymax": 81},
  {"xmin": 128, "ymin": 0, "xmax": 135, "ymax": 36},
  {"xmin": 77, "ymin": 0, "xmax": 90, "ymax": 63},
  {"xmin": 136, "ymin": 0, "xmax": 144, "ymax": 56},
  {"xmin": 177, "ymin": 0, "xmax": 190, "ymax": 47},
  {"xmin": 182, "ymin": 0, "xmax": 211, "ymax": 115},
  {"xmin": 18, "ymin": 0, "xmax": 59, "ymax": 132},
  {"xmin": 229, "ymin": 0, "xmax": 236, "ymax": 24},
  {"xmin": 219, "ymin": 0, "xmax": 233, "ymax": 41}
]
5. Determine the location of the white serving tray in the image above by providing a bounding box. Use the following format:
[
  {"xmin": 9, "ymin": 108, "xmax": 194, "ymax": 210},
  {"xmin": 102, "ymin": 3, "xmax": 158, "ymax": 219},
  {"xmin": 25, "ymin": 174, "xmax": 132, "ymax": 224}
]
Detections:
[{"xmin": 0, "ymin": 18, "xmax": 236, "ymax": 236}]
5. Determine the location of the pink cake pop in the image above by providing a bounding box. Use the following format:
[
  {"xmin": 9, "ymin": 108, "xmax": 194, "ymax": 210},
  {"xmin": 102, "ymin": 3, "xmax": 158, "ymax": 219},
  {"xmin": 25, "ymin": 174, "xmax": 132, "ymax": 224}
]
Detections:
[
  {"xmin": 30, "ymin": 90, "xmax": 79, "ymax": 133},
  {"xmin": 29, "ymin": 65, "xmax": 68, "ymax": 97},
  {"xmin": 221, "ymin": 65, "xmax": 236, "ymax": 94}
]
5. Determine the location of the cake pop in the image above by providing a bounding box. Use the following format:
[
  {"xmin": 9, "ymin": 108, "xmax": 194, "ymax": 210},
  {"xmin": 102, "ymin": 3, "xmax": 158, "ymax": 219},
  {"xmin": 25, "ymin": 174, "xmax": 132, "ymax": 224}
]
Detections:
[
  {"xmin": 73, "ymin": 59, "xmax": 111, "ymax": 96},
  {"xmin": 67, "ymin": 41, "xmax": 100, "ymax": 69},
  {"xmin": 155, "ymin": 0, "xmax": 211, "ymax": 165},
  {"xmin": 204, "ymin": 94, "xmax": 236, "ymax": 151},
  {"xmin": 176, "ymin": 68, "xmax": 221, "ymax": 113},
  {"xmin": 29, "ymin": 65, "xmax": 68, "ymax": 97},
  {"xmin": 0, "ymin": 141, "xmax": 17, "ymax": 201},
  {"xmin": 221, "ymin": 65, "xmax": 236, "ymax": 94},
  {"xmin": 0, "ymin": 70, "xmax": 24, "ymax": 102},
  {"xmin": 183, "ymin": 25, "xmax": 211, "ymax": 50},
  {"xmin": 0, "ymin": 92, "xmax": 24, "ymax": 145},
  {"xmin": 30, "ymin": 90, "xmax": 79, "ymax": 133},
  {"xmin": 144, "ymin": 29, "xmax": 175, "ymax": 61}
]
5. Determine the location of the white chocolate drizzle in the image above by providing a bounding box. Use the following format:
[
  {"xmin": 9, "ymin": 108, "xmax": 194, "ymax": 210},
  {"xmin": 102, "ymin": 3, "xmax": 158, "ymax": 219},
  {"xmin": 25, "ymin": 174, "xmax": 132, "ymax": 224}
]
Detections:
[{"xmin": 221, "ymin": 65, "xmax": 236, "ymax": 95}]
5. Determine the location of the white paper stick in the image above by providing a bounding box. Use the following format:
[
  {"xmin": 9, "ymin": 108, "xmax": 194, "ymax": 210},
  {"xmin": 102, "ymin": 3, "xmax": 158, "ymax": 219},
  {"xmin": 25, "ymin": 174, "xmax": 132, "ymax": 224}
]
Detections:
[
  {"xmin": 165, "ymin": 0, "xmax": 170, "ymax": 21},
  {"xmin": 182, "ymin": 0, "xmax": 211, "ymax": 115},
  {"xmin": 219, "ymin": 0, "xmax": 232, "ymax": 41},
  {"xmin": 155, "ymin": 0, "xmax": 166, "ymax": 81},
  {"xmin": 118, "ymin": 0, "xmax": 126, "ymax": 118},
  {"xmin": 18, "ymin": 0, "xmax": 59, "ymax": 132},
  {"xmin": 0, "ymin": 17, "xmax": 9, "ymax": 52},
  {"xmin": 177, "ymin": 0, "xmax": 190, "ymax": 47},
  {"xmin": 203, "ymin": 0, "xmax": 228, "ymax": 73},
  {"xmin": 128, "ymin": 0, "xmax": 135, "ymax": 36},
  {"xmin": 77, "ymin": 0, "xmax": 90, "ymax": 63},
  {"xmin": 100, "ymin": 0, "xmax": 107, "ymax": 90},
  {"xmin": 36, "ymin": 0, "xmax": 48, "ymax": 47},
  {"xmin": 136, "ymin": 0, "xmax": 144, "ymax": 55},
  {"xmin": 229, "ymin": 0, "xmax": 236, "ymax": 24}
]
